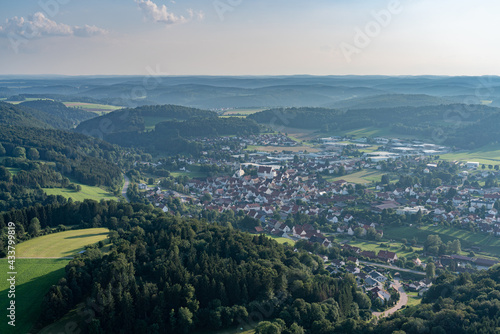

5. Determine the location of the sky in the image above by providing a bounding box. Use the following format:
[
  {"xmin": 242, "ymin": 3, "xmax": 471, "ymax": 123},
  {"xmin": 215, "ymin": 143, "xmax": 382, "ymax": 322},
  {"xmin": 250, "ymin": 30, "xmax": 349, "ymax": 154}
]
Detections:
[{"xmin": 0, "ymin": 0, "xmax": 499, "ymax": 76}]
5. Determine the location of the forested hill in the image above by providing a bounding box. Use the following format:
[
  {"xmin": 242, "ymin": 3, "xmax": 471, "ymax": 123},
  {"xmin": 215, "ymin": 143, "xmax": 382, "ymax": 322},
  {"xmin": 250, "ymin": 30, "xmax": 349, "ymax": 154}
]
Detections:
[
  {"xmin": 75, "ymin": 104, "xmax": 217, "ymax": 136},
  {"xmin": 18, "ymin": 100, "xmax": 96, "ymax": 129},
  {"xmin": 248, "ymin": 104, "xmax": 500, "ymax": 148},
  {"xmin": 328, "ymin": 93, "xmax": 454, "ymax": 109},
  {"xmin": 36, "ymin": 201, "xmax": 365, "ymax": 334},
  {"xmin": 3, "ymin": 200, "xmax": 499, "ymax": 333},
  {"xmin": 75, "ymin": 104, "xmax": 260, "ymax": 154},
  {"xmin": 0, "ymin": 125, "xmax": 123, "ymax": 188},
  {"xmin": 0, "ymin": 102, "xmax": 52, "ymax": 129}
]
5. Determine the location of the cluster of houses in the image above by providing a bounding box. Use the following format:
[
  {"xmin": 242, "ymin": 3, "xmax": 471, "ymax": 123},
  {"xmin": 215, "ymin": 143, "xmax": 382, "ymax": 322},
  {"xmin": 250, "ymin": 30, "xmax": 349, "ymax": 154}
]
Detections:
[
  {"xmin": 341, "ymin": 244, "xmax": 398, "ymax": 263},
  {"xmin": 326, "ymin": 258, "xmax": 404, "ymax": 304}
]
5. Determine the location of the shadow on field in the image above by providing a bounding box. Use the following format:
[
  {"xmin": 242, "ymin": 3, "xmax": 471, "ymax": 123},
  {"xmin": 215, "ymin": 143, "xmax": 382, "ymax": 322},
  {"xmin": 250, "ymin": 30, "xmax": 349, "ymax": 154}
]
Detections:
[
  {"xmin": 64, "ymin": 232, "xmax": 108, "ymax": 239},
  {"xmin": 0, "ymin": 261, "xmax": 68, "ymax": 334}
]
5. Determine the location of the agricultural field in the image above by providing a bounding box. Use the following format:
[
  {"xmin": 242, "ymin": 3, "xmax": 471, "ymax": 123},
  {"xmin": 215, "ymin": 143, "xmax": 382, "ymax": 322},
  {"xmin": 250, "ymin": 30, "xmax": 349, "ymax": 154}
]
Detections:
[
  {"xmin": 62, "ymin": 102, "xmax": 122, "ymax": 114},
  {"xmin": 0, "ymin": 258, "xmax": 70, "ymax": 334},
  {"xmin": 4, "ymin": 98, "xmax": 53, "ymax": 104},
  {"xmin": 42, "ymin": 183, "xmax": 119, "ymax": 202},
  {"xmin": 383, "ymin": 225, "xmax": 500, "ymax": 258},
  {"xmin": 143, "ymin": 115, "xmax": 174, "ymax": 130},
  {"xmin": 440, "ymin": 143, "xmax": 500, "ymax": 165},
  {"xmin": 6, "ymin": 167, "xmax": 20, "ymax": 175},
  {"xmin": 16, "ymin": 228, "xmax": 110, "ymax": 258},
  {"xmin": 339, "ymin": 238, "xmax": 423, "ymax": 259},
  {"xmin": 325, "ymin": 169, "xmax": 385, "ymax": 185},
  {"xmin": 222, "ymin": 108, "xmax": 267, "ymax": 116},
  {"xmin": 245, "ymin": 145, "xmax": 320, "ymax": 153},
  {"xmin": 0, "ymin": 228, "xmax": 109, "ymax": 333}
]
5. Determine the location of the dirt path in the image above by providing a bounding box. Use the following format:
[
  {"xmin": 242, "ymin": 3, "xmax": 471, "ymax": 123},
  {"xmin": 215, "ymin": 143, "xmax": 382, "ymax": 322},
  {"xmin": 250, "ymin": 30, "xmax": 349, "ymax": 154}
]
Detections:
[{"xmin": 373, "ymin": 279, "xmax": 408, "ymax": 318}]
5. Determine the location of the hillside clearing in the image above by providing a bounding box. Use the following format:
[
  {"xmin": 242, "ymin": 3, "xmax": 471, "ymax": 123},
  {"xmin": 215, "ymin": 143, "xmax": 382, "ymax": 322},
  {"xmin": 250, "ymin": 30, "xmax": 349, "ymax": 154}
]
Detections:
[
  {"xmin": 16, "ymin": 228, "xmax": 110, "ymax": 258},
  {"xmin": 43, "ymin": 183, "xmax": 119, "ymax": 202}
]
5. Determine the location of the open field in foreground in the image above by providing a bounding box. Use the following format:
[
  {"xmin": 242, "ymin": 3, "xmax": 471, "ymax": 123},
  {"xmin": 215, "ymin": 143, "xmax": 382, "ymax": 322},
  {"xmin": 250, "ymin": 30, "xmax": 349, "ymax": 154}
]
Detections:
[
  {"xmin": 16, "ymin": 228, "xmax": 110, "ymax": 258},
  {"xmin": 0, "ymin": 259, "xmax": 70, "ymax": 334}
]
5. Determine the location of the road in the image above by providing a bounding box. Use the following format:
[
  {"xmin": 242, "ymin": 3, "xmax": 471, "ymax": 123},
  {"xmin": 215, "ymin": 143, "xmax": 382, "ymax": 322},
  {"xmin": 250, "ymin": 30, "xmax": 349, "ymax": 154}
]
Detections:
[
  {"xmin": 122, "ymin": 173, "xmax": 130, "ymax": 202},
  {"xmin": 373, "ymin": 279, "xmax": 408, "ymax": 318},
  {"xmin": 359, "ymin": 260, "xmax": 426, "ymax": 276}
]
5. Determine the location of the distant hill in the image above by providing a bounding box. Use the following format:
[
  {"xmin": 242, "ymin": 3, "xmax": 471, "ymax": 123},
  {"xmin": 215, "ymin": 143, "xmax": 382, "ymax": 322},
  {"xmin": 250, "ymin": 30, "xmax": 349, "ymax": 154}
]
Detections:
[
  {"xmin": 0, "ymin": 102, "xmax": 52, "ymax": 129},
  {"xmin": 18, "ymin": 100, "xmax": 96, "ymax": 129},
  {"xmin": 248, "ymin": 104, "xmax": 500, "ymax": 148},
  {"xmin": 330, "ymin": 94, "xmax": 454, "ymax": 109},
  {"xmin": 75, "ymin": 104, "xmax": 259, "ymax": 154},
  {"xmin": 3, "ymin": 75, "xmax": 500, "ymax": 109},
  {"xmin": 75, "ymin": 104, "xmax": 217, "ymax": 136}
]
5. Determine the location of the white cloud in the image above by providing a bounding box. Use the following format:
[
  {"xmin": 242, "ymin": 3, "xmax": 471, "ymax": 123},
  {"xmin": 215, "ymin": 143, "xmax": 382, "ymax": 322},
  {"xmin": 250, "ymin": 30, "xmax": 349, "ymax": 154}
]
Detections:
[
  {"xmin": 0, "ymin": 12, "xmax": 107, "ymax": 39},
  {"xmin": 74, "ymin": 25, "xmax": 108, "ymax": 37},
  {"xmin": 136, "ymin": 0, "xmax": 187, "ymax": 25}
]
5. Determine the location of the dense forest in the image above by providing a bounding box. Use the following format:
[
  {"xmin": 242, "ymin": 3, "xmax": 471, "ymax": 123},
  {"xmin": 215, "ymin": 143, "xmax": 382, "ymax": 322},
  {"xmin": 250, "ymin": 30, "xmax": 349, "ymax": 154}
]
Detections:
[
  {"xmin": 0, "ymin": 201, "xmax": 366, "ymax": 333},
  {"xmin": 0, "ymin": 200, "xmax": 496, "ymax": 333},
  {"xmin": 0, "ymin": 126, "xmax": 123, "ymax": 187}
]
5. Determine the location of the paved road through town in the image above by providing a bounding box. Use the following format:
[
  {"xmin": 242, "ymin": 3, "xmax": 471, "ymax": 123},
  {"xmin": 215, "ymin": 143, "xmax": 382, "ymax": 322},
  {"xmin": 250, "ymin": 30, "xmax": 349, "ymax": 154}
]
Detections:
[{"xmin": 372, "ymin": 279, "xmax": 408, "ymax": 318}]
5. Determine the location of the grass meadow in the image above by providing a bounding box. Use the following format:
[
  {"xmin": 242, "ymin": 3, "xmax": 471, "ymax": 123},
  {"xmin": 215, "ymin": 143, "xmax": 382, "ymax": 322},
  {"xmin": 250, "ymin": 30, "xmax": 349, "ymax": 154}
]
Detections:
[{"xmin": 16, "ymin": 228, "xmax": 110, "ymax": 258}]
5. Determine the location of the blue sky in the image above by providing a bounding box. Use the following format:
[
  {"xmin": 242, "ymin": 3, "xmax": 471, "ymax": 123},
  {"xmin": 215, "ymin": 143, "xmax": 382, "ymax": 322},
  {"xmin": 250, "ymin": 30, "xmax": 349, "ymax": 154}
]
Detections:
[{"xmin": 0, "ymin": 0, "xmax": 499, "ymax": 75}]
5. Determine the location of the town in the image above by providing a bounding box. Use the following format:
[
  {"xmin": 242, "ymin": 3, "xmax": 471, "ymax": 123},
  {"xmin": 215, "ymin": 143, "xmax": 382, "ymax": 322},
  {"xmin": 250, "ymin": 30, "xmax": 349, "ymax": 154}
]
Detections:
[{"xmin": 126, "ymin": 133, "xmax": 500, "ymax": 310}]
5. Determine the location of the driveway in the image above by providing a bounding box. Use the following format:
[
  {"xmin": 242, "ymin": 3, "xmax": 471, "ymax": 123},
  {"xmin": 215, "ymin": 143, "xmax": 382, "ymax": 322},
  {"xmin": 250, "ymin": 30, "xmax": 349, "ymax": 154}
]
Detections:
[
  {"xmin": 122, "ymin": 173, "xmax": 130, "ymax": 202},
  {"xmin": 372, "ymin": 279, "xmax": 408, "ymax": 318}
]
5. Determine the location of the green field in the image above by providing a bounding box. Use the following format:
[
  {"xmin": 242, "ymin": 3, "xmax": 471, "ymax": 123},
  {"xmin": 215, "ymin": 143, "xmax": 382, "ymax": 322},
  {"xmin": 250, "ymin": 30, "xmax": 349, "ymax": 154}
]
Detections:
[
  {"xmin": 383, "ymin": 225, "xmax": 500, "ymax": 258},
  {"xmin": 245, "ymin": 144, "xmax": 320, "ymax": 153},
  {"xmin": 170, "ymin": 165, "xmax": 210, "ymax": 179},
  {"xmin": 267, "ymin": 234, "xmax": 295, "ymax": 245},
  {"xmin": 4, "ymin": 98, "xmax": 53, "ymax": 104},
  {"xmin": 6, "ymin": 167, "xmax": 20, "ymax": 176},
  {"xmin": 406, "ymin": 291, "xmax": 422, "ymax": 308},
  {"xmin": 43, "ymin": 183, "xmax": 119, "ymax": 202},
  {"xmin": 143, "ymin": 115, "xmax": 175, "ymax": 129},
  {"xmin": 62, "ymin": 102, "xmax": 122, "ymax": 114},
  {"xmin": 16, "ymin": 228, "xmax": 110, "ymax": 258},
  {"xmin": 0, "ymin": 229, "xmax": 110, "ymax": 333},
  {"xmin": 339, "ymin": 238, "xmax": 423, "ymax": 259},
  {"xmin": 0, "ymin": 258, "xmax": 70, "ymax": 334},
  {"xmin": 325, "ymin": 169, "xmax": 385, "ymax": 185},
  {"xmin": 222, "ymin": 108, "xmax": 266, "ymax": 116},
  {"xmin": 440, "ymin": 143, "xmax": 500, "ymax": 165}
]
